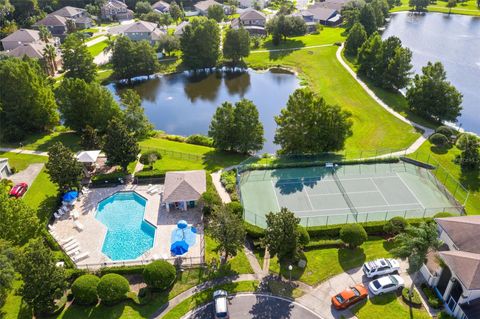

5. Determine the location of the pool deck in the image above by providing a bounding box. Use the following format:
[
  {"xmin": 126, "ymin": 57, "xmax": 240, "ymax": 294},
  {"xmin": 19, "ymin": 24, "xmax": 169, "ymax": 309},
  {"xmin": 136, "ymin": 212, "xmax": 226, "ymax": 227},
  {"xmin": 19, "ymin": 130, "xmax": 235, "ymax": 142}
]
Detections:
[{"xmin": 50, "ymin": 184, "xmax": 204, "ymax": 269}]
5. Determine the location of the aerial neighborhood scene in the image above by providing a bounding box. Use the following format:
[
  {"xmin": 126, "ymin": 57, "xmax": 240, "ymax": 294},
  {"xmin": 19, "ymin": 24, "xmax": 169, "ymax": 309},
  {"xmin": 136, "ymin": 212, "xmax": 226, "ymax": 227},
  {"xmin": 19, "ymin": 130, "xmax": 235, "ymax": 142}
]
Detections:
[{"xmin": 0, "ymin": 0, "xmax": 479, "ymax": 318}]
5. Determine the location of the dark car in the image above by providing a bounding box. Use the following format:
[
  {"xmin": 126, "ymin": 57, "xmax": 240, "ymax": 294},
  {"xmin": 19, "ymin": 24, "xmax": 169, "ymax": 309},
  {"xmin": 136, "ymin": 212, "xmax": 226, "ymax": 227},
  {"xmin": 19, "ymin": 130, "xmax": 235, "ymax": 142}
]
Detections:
[{"xmin": 9, "ymin": 182, "xmax": 28, "ymax": 198}]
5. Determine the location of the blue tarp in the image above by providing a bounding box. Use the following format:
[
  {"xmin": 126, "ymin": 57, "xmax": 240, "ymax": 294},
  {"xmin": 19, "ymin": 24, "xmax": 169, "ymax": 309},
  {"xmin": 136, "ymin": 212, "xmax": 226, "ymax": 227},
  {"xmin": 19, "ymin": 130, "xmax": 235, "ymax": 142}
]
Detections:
[
  {"xmin": 62, "ymin": 191, "xmax": 78, "ymax": 202},
  {"xmin": 170, "ymin": 240, "xmax": 188, "ymax": 255}
]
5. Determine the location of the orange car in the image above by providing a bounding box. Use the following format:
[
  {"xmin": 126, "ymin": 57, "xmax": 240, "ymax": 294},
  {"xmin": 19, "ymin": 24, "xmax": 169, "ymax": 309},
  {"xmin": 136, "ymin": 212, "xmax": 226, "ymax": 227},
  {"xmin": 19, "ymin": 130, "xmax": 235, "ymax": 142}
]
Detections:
[{"xmin": 331, "ymin": 284, "xmax": 368, "ymax": 310}]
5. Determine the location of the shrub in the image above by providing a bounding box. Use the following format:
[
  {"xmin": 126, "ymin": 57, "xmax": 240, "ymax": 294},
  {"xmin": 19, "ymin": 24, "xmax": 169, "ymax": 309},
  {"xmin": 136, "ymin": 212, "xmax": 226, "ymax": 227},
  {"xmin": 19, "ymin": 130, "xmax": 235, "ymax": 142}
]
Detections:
[
  {"xmin": 164, "ymin": 134, "xmax": 186, "ymax": 143},
  {"xmin": 383, "ymin": 217, "xmax": 408, "ymax": 236},
  {"xmin": 139, "ymin": 150, "xmax": 162, "ymax": 167},
  {"xmin": 71, "ymin": 274, "xmax": 100, "ymax": 305},
  {"xmin": 421, "ymin": 283, "xmax": 442, "ymax": 309},
  {"xmin": 436, "ymin": 125, "xmax": 455, "ymax": 137},
  {"xmin": 200, "ymin": 190, "xmax": 221, "ymax": 215},
  {"xmin": 99, "ymin": 265, "xmax": 146, "ymax": 276},
  {"xmin": 97, "ymin": 274, "xmax": 130, "ymax": 305},
  {"xmin": 244, "ymin": 222, "xmax": 265, "ymax": 239},
  {"xmin": 401, "ymin": 287, "xmax": 422, "ymax": 307},
  {"xmin": 438, "ymin": 311, "xmax": 455, "ymax": 319},
  {"xmin": 185, "ymin": 134, "xmax": 213, "ymax": 147},
  {"xmin": 433, "ymin": 212, "xmax": 454, "ymax": 218},
  {"xmin": 429, "ymin": 133, "xmax": 449, "ymax": 146},
  {"xmin": 456, "ymin": 133, "xmax": 479, "ymax": 150},
  {"xmin": 226, "ymin": 201, "xmax": 243, "ymax": 218},
  {"xmin": 142, "ymin": 260, "xmax": 176, "ymax": 290},
  {"xmin": 297, "ymin": 225, "xmax": 310, "ymax": 246},
  {"xmin": 220, "ymin": 170, "xmax": 237, "ymax": 194},
  {"xmin": 135, "ymin": 169, "xmax": 165, "ymax": 179},
  {"xmin": 91, "ymin": 171, "xmax": 126, "ymax": 185},
  {"xmin": 340, "ymin": 224, "xmax": 367, "ymax": 248}
]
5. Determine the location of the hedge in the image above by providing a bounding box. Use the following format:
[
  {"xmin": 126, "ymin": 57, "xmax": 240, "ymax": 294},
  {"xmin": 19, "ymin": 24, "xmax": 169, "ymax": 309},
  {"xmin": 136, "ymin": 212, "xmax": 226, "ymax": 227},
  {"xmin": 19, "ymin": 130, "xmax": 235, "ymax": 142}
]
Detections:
[
  {"xmin": 421, "ymin": 283, "xmax": 442, "ymax": 309},
  {"xmin": 91, "ymin": 171, "xmax": 126, "ymax": 185},
  {"xmin": 429, "ymin": 133, "xmax": 448, "ymax": 146},
  {"xmin": 401, "ymin": 287, "xmax": 422, "ymax": 307},
  {"xmin": 340, "ymin": 224, "xmax": 367, "ymax": 248},
  {"xmin": 97, "ymin": 274, "xmax": 130, "ymax": 305},
  {"xmin": 185, "ymin": 134, "xmax": 213, "ymax": 147},
  {"xmin": 71, "ymin": 274, "xmax": 100, "ymax": 305},
  {"xmin": 135, "ymin": 169, "xmax": 165, "ymax": 179},
  {"xmin": 143, "ymin": 260, "xmax": 176, "ymax": 290},
  {"xmin": 99, "ymin": 265, "xmax": 146, "ymax": 276}
]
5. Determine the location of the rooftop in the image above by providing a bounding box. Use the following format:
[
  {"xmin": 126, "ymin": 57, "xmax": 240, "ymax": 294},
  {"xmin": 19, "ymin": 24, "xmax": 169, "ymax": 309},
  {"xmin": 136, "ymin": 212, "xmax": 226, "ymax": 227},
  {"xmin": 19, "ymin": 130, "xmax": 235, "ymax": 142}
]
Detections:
[
  {"xmin": 240, "ymin": 9, "xmax": 266, "ymax": 20},
  {"xmin": 34, "ymin": 14, "xmax": 67, "ymax": 27},
  {"xmin": 436, "ymin": 216, "xmax": 480, "ymax": 254},
  {"xmin": 194, "ymin": 0, "xmax": 222, "ymax": 12},
  {"xmin": 440, "ymin": 250, "xmax": 480, "ymax": 290},
  {"xmin": 1, "ymin": 29, "xmax": 40, "ymax": 43},
  {"xmin": 51, "ymin": 6, "xmax": 86, "ymax": 18},
  {"xmin": 7, "ymin": 42, "xmax": 47, "ymax": 59},
  {"xmin": 163, "ymin": 170, "xmax": 206, "ymax": 203}
]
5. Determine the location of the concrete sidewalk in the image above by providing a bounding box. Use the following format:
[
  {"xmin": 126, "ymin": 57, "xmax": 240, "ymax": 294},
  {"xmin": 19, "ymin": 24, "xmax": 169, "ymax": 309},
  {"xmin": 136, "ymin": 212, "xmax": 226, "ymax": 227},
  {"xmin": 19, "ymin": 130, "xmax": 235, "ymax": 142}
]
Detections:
[{"xmin": 9, "ymin": 163, "xmax": 44, "ymax": 187}]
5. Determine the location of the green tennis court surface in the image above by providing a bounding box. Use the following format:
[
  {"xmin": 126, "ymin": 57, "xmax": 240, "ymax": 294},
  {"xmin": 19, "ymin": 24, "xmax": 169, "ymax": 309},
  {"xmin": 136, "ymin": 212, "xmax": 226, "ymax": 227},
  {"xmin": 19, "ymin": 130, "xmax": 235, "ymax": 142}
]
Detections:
[{"xmin": 239, "ymin": 162, "xmax": 463, "ymax": 227}]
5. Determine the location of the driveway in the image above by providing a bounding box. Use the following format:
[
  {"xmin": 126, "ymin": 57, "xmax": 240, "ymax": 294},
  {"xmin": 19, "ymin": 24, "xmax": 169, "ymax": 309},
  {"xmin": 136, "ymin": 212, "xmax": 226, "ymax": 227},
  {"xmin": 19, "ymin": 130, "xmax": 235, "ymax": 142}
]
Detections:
[
  {"xmin": 185, "ymin": 293, "xmax": 323, "ymax": 319},
  {"xmin": 9, "ymin": 163, "xmax": 44, "ymax": 187},
  {"xmin": 297, "ymin": 260, "xmax": 412, "ymax": 319}
]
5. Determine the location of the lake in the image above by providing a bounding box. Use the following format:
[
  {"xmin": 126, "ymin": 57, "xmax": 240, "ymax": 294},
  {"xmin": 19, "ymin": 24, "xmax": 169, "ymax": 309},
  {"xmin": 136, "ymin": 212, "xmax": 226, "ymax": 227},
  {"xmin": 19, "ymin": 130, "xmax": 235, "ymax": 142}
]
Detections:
[
  {"xmin": 106, "ymin": 69, "xmax": 300, "ymax": 153},
  {"xmin": 382, "ymin": 12, "xmax": 480, "ymax": 134}
]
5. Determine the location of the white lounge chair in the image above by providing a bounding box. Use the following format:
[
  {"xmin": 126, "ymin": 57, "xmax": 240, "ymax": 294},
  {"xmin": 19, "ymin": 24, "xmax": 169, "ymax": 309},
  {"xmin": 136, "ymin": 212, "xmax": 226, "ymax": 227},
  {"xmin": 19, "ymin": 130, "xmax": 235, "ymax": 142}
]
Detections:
[
  {"xmin": 72, "ymin": 210, "xmax": 79, "ymax": 220},
  {"xmin": 48, "ymin": 224, "xmax": 55, "ymax": 231},
  {"xmin": 74, "ymin": 221, "xmax": 84, "ymax": 231},
  {"xmin": 68, "ymin": 249, "xmax": 81, "ymax": 256},
  {"xmin": 147, "ymin": 187, "xmax": 159, "ymax": 195},
  {"xmin": 60, "ymin": 236, "xmax": 74, "ymax": 245},
  {"xmin": 73, "ymin": 252, "xmax": 89, "ymax": 262},
  {"xmin": 81, "ymin": 187, "xmax": 90, "ymax": 194},
  {"xmin": 54, "ymin": 212, "xmax": 62, "ymax": 219},
  {"xmin": 146, "ymin": 184, "xmax": 154, "ymax": 191},
  {"xmin": 65, "ymin": 243, "xmax": 79, "ymax": 253},
  {"xmin": 63, "ymin": 240, "xmax": 78, "ymax": 250}
]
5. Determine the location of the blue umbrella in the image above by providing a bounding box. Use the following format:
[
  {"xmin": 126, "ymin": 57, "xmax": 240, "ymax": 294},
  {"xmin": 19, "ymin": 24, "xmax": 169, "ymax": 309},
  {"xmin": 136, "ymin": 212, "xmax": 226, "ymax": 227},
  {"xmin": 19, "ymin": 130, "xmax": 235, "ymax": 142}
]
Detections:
[
  {"xmin": 170, "ymin": 240, "xmax": 189, "ymax": 256},
  {"xmin": 62, "ymin": 191, "xmax": 78, "ymax": 202},
  {"xmin": 177, "ymin": 220, "xmax": 188, "ymax": 229}
]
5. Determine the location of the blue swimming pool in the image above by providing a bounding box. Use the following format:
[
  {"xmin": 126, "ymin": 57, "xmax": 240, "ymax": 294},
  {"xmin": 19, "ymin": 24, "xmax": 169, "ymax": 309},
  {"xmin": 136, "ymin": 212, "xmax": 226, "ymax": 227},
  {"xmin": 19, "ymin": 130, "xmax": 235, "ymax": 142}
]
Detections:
[{"xmin": 96, "ymin": 192, "xmax": 155, "ymax": 261}]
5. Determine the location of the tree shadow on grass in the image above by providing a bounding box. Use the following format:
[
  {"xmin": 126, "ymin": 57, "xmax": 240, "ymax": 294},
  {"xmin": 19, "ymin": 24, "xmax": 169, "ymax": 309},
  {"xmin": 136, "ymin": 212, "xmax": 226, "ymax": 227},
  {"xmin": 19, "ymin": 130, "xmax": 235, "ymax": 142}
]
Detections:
[
  {"xmin": 60, "ymin": 301, "xmax": 126, "ymax": 319},
  {"xmin": 338, "ymin": 247, "xmax": 366, "ymax": 272},
  {"xmin": 275, "ymin": 252, "xmax": 307, "ymax": 281},
  {"xmin": 37, "ymin": 195, "xmax": 61, "ymax": 225},
  {"xmin": 202, "ymin": 150, "xmax": 249, "ymax": 172}
]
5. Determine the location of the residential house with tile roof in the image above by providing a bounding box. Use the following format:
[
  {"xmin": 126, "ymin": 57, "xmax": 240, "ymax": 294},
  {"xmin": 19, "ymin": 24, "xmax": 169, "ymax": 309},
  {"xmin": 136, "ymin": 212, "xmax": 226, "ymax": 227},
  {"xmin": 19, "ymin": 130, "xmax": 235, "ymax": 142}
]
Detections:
[
  {"xmin": 163, "ymin": 170, "xmax": 206, "ymax": 212},
  {"xmin": 101, "ymin": 0, "xmax": 134, "ymax": 21}
]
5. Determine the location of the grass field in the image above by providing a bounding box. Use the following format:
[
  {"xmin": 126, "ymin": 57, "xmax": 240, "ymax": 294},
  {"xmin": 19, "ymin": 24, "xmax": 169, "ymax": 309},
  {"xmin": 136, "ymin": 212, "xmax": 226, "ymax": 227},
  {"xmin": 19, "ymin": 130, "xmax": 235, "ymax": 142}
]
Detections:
[
  {"xmin": 245, "ymin": 46, "xmax": 421, "ymax": 154},
  {"xmin": 257, "ymin": 28, "xmax": 345, "ymax": 50},
  {"xmin": 205, "ymin": 236, "xmax": 253, "ymax": 275},
  {"xmin": 270, "ymin": 237, "xmax": 395, "ymax": 285},
  {"xmin": 391, "ymin": 0, "xmax": 480, "ymax": 16},
  {"xmin": 352, "ymin": 293, "xmax": 431, "ymax": 319},
  {"xmin": 87, "ymin": 39, "xmax": 109, "ymax": 57},
  {"xmin": 0, "ymin": 130, "xmax": 81, "ymax": 153}
]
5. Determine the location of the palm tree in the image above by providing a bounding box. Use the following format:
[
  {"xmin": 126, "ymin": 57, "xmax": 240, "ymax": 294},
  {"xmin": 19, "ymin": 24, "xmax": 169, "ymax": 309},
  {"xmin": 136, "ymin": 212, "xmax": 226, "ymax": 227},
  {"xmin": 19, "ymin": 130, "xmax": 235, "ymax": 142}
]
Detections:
[
  {"xmin": 43, "ymin": 44, "xmax": 57, "ymax": 76},
  {"xmin": 103, "ymin": 34, "xmax": 115, "ymax": 54},
  {"xmin": 392, "ymin": 222, "xmax": 442, "ymax": 297},
  {"xmin": 38, "ymin": 26, "xmax": 52, "ymax": 43}
]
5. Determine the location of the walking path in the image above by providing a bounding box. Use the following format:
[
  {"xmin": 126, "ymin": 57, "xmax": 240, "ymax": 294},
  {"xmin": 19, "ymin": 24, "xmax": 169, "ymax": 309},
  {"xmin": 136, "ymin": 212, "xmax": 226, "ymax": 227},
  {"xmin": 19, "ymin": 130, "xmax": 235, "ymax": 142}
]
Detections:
[
  {"xmin": 9, "ymin": 163, "xmax": 44, "ymax": 187},
  {"xmin": 210, "ymin": 170, "xmax": 231, "ymax": 203},
  {"xmin": 85, "ymin": 35, "xmax": 107, "ymax": 47},
  {"xmin": 243, "ymin": 240, "xmax": 265, "ymax": 276},
  {"xmin": 0, "ymin": 147, "xmax": 48, "ymax": 156}
]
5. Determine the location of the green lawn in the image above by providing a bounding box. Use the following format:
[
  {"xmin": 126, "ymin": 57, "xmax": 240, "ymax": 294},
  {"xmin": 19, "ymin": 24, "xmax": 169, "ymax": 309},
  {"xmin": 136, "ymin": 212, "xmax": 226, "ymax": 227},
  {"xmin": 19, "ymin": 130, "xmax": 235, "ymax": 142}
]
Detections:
[
  {"xmin": 245, "ymin": 46, "xmax": 421, "ymax": 155},
  {"xmin": 391, "ymin": 0, "xmax": 480, "ymax": 16},
  {"xmin": 1, "ymin": 278, "xmax": 31, "ymax": 319},
  {"xmin": 412, "ymin": 141, "xmax": 480, "ymax": 215},
  {"xmin": 352, "ymin": 293, "xmax": 431, "ymax": 319},
  {"xmin": 257, "ymin": 27, "xmax": 345, "ymax": 50},
  {"xmin": 205, "ymin": 235, "xmax": 253, "ymax": 275},
  {"xmin": 270, "ymin": 237, "xmax": 396, "ymax": 286},
  {"xmin": 87, "ymin": 40, "xmax": 109, "ymax": 57},
  {"xmin": 163, "ymin": 281, "xmax": 259, "ymax": 319},
  {"xmin": 0, "ymin": 130, "xmax": 81, "ymax": 153}
]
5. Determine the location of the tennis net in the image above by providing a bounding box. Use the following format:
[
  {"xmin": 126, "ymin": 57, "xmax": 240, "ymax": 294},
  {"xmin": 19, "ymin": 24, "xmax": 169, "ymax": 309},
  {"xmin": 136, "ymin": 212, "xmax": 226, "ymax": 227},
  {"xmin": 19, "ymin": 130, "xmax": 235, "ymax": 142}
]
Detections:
[{"xmin": 332, "ymin": 171, "xmax": 359, "ymax": 220}]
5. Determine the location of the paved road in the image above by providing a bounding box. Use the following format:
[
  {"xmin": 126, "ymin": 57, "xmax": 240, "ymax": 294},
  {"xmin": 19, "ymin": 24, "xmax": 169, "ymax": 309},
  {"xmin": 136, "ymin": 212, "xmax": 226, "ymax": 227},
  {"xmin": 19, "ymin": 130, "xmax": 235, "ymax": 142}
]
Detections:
[
  {"xmin": 185, "ymin": 293, "xmax": 323, "ymax": 319},
  {"xmin": 9, "ymin": 163, "xmax": 44, "ymax": 187}
]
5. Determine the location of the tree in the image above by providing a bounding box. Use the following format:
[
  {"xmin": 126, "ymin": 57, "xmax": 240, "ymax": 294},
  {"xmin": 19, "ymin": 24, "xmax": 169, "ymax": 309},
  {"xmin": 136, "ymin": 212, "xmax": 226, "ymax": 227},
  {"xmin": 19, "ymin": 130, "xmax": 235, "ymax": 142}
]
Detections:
[
  {"xmin": 139, "ymin": 150, "xmax": 161, "ymax": 168},
  {"xmin": 266, "ymin": 15, "xmax": 307, "ymax": 44},
  {"xmin": 409, "ymin": 0, "xmax": 430, "ymax": 11},
  {"xmin": 0, "ymin": 58, "xmax": 58, "ymax": 142},
  {"xmin": 143, "ymin": 260, "xmax": 176, "ymax": 289},
  {"xmin": 97, "ymin": 274, "xmax": 129, "ymax": 305},
  {"xmin": 207, "ymin": 4, "xmax": 224, "ymax": 22},
  {"xmin": 456, "ymin": 136, "xmax": 479, "ymax": 170},
  {"xmin": 359, "ymin": 4, "xmax": 377, "ymax": 35},
  {"xmin": 46, "ymin": 142, "xmax": 82, "ymax": 192},
  {"xmin": 263, "ymin": 208, "xmax": 301, "ymax": 261},
  {"xmin": 406, "ymin": 62, "xmax": 463, "ymax": 122},
  {"xmin": 111, "ymin": 36, "xmax": 159, "ymax": 81},
  {"xmin": 103, "ymin": 118, "xmax": 140, "ymax": 172},
  {"xmin": 0, "ymin": 240, "xmax": 16, "ymax": 307},
  {"xmin": 384, "ymin": 217, "xmax": 409, "ymax": 236},
  {"xmin": 180, "ymin": 17, "xmax": 220, "ymax": 69},
  {"xmin": 80, "ymin": 125, "xmax": 103, "ymax": 149},
  {"xmin": 209, "ymin": 99, "xmax": 264, "ymax": 153},
  {"xmin": 157, "ymin": 34, "xmax": 180, "ymax": 56},
  {"xmin": 209, "ymin": 204, "xmax": 246, "ymax": 264},
  {"xmin": 120, "ymin": 89, "xmax": 153, "ymax": 139},
  {"xmin": 340, "ymin": 224, "xmax": 368, "ymax": 248},
  {"xmin": 17, "ymin": 239, "xmax": 67, "ymax": 316},
  {"xmin": 223, "ymin": 27, "xmax": 250, "ymax": 64},
  {"xmin": 135, "ymin": 0, "xmax": 151, "ymax": 15},
  {"xmin": 0, "ymin": 183, "xmax": 40, "ymax": 246},
  {"xmin": 141, "ymin": 11, "xmax": 173, "ymax": 26},
  {"xmin": 66, "ymin": 18, "xmax": 77, "ymax": 33},
  {"xmin": 345, "ymin": 22, "xmax": 367, "ymax": 56},
  {"xmin": 357, "ymin": 32, "xmax": 383, "ymax": 80},
  {"xmin": 392, "ymin": 222, "xmax": 442, "ymax": 297},
  {"xmin": 382, "ymin": 43, "xmax": 412, "ymax": 90},
  {"xmin": 274, "ymin": 88, "xmax": 353, "ymax": 154},
  {"xmin": 169, "ymin": 1, "xmax": 183, "ymax": 22},
  {"xmin": 85, "ymin": 3, "xmax": 100, "ymax": 16},
  {"xmin": 61, "ymin": 33, "xmax": 96, "ymax": 82},
  {"xmin": 42, "ymin": 43, "xmax": 57, "ymax": 75},
  {"xmin": 10, "ymin": 0, "xmax": 39, "ymax": 24},
  {"xmin": 71, "ymin": 274, "xmax": 100, "ymax": 305},
  {"xmin": 447, "ymin": 0, "xmax": 457, "ymax": 14},
  {"xmin": 56, "ymin": 78, "xmax": 121, "ymax": 132},
  {"xmin": 38, "ymin": 25, "xmax": 51, "ymax": 42}
]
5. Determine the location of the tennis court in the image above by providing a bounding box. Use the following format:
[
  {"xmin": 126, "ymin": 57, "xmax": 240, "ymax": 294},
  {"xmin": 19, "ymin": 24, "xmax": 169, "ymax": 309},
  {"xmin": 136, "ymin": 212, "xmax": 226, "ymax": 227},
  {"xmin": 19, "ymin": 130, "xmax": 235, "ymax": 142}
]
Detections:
[{"xmin": 239, "ymin": 162, "xmax": 464, "ymax": 227}]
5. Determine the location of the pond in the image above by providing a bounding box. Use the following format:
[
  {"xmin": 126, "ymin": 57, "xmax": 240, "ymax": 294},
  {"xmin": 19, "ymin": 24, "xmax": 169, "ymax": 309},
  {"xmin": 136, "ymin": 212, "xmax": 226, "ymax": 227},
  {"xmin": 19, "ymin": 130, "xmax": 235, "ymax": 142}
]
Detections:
[
  {"xmin": 382, "ymin": 12, "xmax": 480, "ymax": 134},
  {"xmin": 106, "ymin": 69, "xmax": 301, "ymax": 153}
]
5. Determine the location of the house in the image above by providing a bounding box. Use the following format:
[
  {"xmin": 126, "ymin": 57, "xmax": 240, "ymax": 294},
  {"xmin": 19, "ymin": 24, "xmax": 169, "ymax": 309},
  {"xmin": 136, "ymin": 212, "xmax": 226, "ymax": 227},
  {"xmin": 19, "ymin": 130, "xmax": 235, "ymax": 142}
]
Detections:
[
  {"xmin": 420, "ymin": 216, "xmax": 480, "ymax": 319},
  {"xmin": 113, "ymin": 20, "xmax": 165, "ymax": 44},
  {"xmin": 152, "ymin": 0, "xmax": 170, "ymax": 13},
  {"xmin": 101, "ymin": 0, "xmax": 134, "ymax": 21},
  {"xmin": 316, "ymin": 0, "xmax": 352, "ymax": 11},
  {"xmin": 194, "ymin": 0, "xmax": 230, "ymax": 15},
  {"xmin": 238, "ymin": 0, "xmax": 267, "ymax": 9},
  {"xmin": 33, "ymin": 14, "xmax": 69, "ymax": 38},
  {"xmin": 231, "ymin": 9, "xmax": 267, "ymax": 35},
  {"xmin": 1, "ymin": 29, "xmax": 40, "ymax": 51},
  {"xmin": 300, "ymin": 6, "xmax": 342, "ymax": 26},
  {"xmin": 50, "ymin": 6, "xmax": 93, "ymax": 29},
  {"xmin": 174, "ymin": 20, "xmax": 189, "ymax": 37},
  {"xmin": 0, "ymin": 158, "xmax": 12, "ymax": 179},
  {"xmin": 162, "ymin": 170, "xmax": 206, "ymax": 212}
]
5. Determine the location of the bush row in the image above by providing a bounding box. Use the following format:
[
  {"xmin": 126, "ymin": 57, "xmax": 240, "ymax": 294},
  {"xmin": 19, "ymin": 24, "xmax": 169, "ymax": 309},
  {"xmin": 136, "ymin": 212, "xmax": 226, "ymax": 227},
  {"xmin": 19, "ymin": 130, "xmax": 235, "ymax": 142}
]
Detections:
[
  {"xmin": 401, "ymin": 288, "xmax": 422, "ymax": 307},
  {"xmin": 421, "ymin": 283, "xmax": 443, "ymax": 309},
  {"xmin": 135, "ymin": 169, "xmax": 165, "ymax": 179},
  {"xmin": 162, "ymin": 133, "xmax": 213, "ymax": 147},
  {"xmin": 91, "ymin": 171, "xmax": 126, "ymax": 185}
]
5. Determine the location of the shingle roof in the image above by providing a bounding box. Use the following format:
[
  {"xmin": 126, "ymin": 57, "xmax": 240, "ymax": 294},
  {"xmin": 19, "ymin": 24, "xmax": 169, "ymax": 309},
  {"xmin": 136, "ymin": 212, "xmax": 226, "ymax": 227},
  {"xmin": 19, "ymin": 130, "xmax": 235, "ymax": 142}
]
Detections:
[
  {"xmin": 436, "ymin": 216, "xmax": 480, "ymax": 254},
  {"xmin": 123, "ymin": 20, "xmax": 157, "ymax": 33},
  {"xmin": 311, "ymin": 0, "xmax": 351, "ymax": 11},
  {"xmin": 34, "ymin": 14, "xmax": 67, "ymax": 27},
  {"xmin": 194, "ymin": 0, "xmax": 222, "ymax": 12},
  {"xmin": 52, "ymin": 6, "xmax": 85, "ymax": 18},
  {"xmin": 174, "ymin": 21, "xmax": 189, "ymax": 36},
  {"xmin": 163, "ymin": 170, "xmax": 206, "ymax": 203},
  {"xmin": 1, "ymin": 29, "xmax": 40, "ymax": 43},
  {"xmin": 305, "ymin": 6, "xmax": 337, "ymax": 21},
  {"xmin": 240, "ymin": 9, "xmax": 266, "ymax": 21},
  {"xmin": 152, "ymin": 0, "xmax": 170, "ymax": 11},
  {"xmin": 7, "ymin": 42, "xmax": 47, "ymax": 59},
  {"xmin": 103, "ymin": 0, "xmax": 128, "ymax": 10},
  {"xmin": 440, "ymin": 251, "xmax": 480, "ymax": 290}
]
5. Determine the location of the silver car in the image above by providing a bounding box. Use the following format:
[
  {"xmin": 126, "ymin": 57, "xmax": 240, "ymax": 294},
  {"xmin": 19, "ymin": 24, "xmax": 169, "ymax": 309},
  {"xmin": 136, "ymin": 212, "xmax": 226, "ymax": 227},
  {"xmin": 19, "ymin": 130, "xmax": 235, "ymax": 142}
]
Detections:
[
  {"xmin": 368, "ymin": 274, "xmax": 405, "ymax": 295},
  {"xmin": 363, "ymin": 258, "xmax": 400, "ymax": 278},
  {"xmin": 213, "ymin": 290, "xmax": 229, "ymax": 318}
]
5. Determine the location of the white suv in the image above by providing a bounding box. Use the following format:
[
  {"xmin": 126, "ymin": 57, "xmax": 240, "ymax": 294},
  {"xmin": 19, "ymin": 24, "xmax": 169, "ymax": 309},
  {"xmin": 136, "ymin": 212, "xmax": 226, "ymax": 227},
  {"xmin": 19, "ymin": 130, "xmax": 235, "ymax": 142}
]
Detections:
[
  {"xmin": 368, "ymin": 274, "xmax": 405, "ymax": 295},
  {"xmin": 363, "ymin": 258, "xmax": 400, "ymax": 278},
  {"xmin": 213, "ymin": 290, "xmax": 229, "ymax": 319}
]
